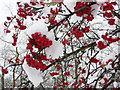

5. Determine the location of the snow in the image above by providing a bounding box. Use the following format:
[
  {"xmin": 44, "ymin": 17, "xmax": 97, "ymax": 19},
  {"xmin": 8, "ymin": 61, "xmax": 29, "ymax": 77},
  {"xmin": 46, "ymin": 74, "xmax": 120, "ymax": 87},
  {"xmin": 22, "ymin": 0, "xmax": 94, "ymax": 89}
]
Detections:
[
  {"xmin": 22, "ymin": 59, "xmax": 43, "ymax": 87},
  {"xmin": 63, "ymin": 0, "xmax": 76, "ymax": 12},
  {"xmin": 113, "ymin": 81, "xmax": 118, "ymax": 88},
  {"xmin": 91, "ymin": 4, "xmax": 99, "ymax": 17},
  {"xmin": 26, "ymin": 20, "xmax": 63, "ymax": 59},
  {"xmin": 96, "ymin": 0, "xmax": 109, "ymax": 5}
]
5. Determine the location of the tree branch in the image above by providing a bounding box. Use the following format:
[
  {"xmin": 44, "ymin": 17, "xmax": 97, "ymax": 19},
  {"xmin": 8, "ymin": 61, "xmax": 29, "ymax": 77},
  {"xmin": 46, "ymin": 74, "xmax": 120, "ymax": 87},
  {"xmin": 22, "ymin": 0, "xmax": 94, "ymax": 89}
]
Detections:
[
  {"xmin": 48, "ymin": 2, "xmax": 96, "ymax": 31},
  {"xmin": 111, "ymin": 10, "xmax": 120, "ymax": 19},
  {"xmin": 43, "ymin": 42, "xmax": 97, "ymax": 72}
]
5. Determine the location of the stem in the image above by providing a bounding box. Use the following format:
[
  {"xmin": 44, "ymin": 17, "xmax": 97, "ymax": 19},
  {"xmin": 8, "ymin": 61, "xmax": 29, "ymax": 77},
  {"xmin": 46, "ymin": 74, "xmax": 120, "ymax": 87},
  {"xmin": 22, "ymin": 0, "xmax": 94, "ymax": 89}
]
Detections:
[
  {"xmin": 75, "ymin": 59, "xmax": 78, "ymax": 83},
  {"xmin": 60, "ymin": 63, "xmax": 65, "ymax": 88},
  {"xmin": 111, "ymin": 10, "xmax": 120, "ymax": 19},
  {"xmin": 13, "ymin": 66, "xmax": 16, "ymax": 88},
  {"xmin": 15, "ymin": 69, "xmax": 23, "ymax": 81},
  {"xmin": 1, "ymin": 72, "xmax": 4, "ymax": 90}
]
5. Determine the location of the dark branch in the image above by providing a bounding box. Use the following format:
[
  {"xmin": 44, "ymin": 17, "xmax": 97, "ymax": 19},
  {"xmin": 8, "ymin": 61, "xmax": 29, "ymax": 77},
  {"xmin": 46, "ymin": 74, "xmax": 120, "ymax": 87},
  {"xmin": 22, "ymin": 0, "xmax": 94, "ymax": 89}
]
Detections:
[{"xmin": 43, "ymin": 42, "xmax": 97, "ymax": 72}]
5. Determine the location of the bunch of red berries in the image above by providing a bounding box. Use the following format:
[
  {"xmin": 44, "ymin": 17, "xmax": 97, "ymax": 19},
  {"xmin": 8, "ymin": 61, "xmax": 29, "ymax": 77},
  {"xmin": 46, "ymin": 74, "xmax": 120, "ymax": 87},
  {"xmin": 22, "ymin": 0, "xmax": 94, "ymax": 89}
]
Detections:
[
  {"xmin": 71, "ymin": 27, "xmax": 84, "ymax": 39},
  {"xmin": 74, "ymin": 2, "xmax": 94, "ymax": 21},
  {"xmin": 27, "ymin": 32, "xmax": 52, "ymax": 51},
  {"xmin": 100, "ymin": 2, "xmax": 117, "ymax": 11},
  {"xmin": 25, "ymin": 32, "xmax": 53, "ymax": 71},
  {"xmin": 100, "ymin": 2, "xmax": 117, "ymax": 25},
  {"xmin": 102, "ymin": 32, "xmax": 120, "ymax": 44},
  {"xmin": 1, "ymin": 67, "xmax": 8, "ymax": 74},
  {"xmin": 12, "ymin": 34, "xmax": 17, "ymax": 46},
  {"xmin": 17, "ymin": 1, "xmax": 39, "ymax": 19},
  {"xmin": 25, "ymin": 54, "xmax": 47, "ymax": 71},
  {"xmin": 97, "ymin": 32, "xmax": 120, "ymax": 50}
]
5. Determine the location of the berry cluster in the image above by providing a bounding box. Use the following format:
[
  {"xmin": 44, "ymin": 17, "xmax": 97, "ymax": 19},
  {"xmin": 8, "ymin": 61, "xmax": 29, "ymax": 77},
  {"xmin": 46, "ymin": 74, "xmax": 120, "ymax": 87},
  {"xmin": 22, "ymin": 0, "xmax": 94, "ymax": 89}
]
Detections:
[
  {"xmin": 56, "ymin": 64, "xmax": 61, "ymax": 71},
  {"xmin": 62, "ymin": 38, "xmax": 70, "ymax": 46},
  {"xmin": 100, "ymin": 2, "xmax": 117, "ymax": 25},
  {"xmin": 97, "ymin": 41, "xmax": 107, "ymax": 50},
  {"xmin": 47, "ymin": 8, "xmax": 59, "ymax": 26},
  {"xmin": 97, "ymin": 33, "xmax": 120, "ymax": 50},
  {"xmin": 4, "ymin": 17, "xmax": 12, "ymax": 33},
  {"xmin": 4, "ymin": 16, "xmax": 16, "ymax": 33},
  {"xmin": 108, "ymin": 19, "xmax": 115, "ymax": 25},
  {"xmin": 50, "ymin": 8, "xmax": 58, "ymax": 15},
  {"xmin": 74, "ymin": 2, "xmax": 94, "ymax": 21},
  {"xmin": 81, "ymin": 26, "xmax": 90, "ymax": 33},
  {"xmin": 71, "ymin": 27, "xmax": 84, "ymax": 39},
  {"xmin": 8, "ymin": 58, "xmax": 13, "ymax": 63},
  {"xmin": 103, "ymin": 12, "xmax": 113, "ymax": 18},
  {"xmin": 27, "ymin": 32, "xmax": 52, "ymax": 51},
  {"xmin": 100, "ymin": 2, "xmax": 117, "ymax": 11},
  {"xmin": 25, "ymin": 54, "xmax": 47, "ymax": 71},
  {"xmin": 49, "ymin": 72, "xmax": 59, "ymax": 76},
  {"xmin": 12, "ymin": 34, "xmax": 17, "ymax": 46},
  {"xmin": 4, "ymin": 1, "xmax": 44, "ymax": 34},
  {"xmin": 68, "ymin": 65, "xmax": 73, "ymax": 67},
  {"xmin": 72, "ymin": 82, "xmax": 78, "ymax": 88},
  {"xmin": 102, "ymin": 32, "xmax": 120, "ymax": 44},
  {"xmin": 16, "ymin": 1, "xmax": 46, "ymax": 21},
  {"xmin": 49, "ymin": 17, "xmax": 58, "ymax": 26},
  {"xmin": 64, "ymin": 71, "xmax": 70, "ymax": 76},
  {"xmin": 45, "ymin": 6, "xmax": 62, "ymax": 26},
  {"xmin": 17, "ymin": 4, "xmax": 28, "ymax": 19},
  {"xmin": 90, "ymin": 58, "xmax": 99, "ymax": 63},
  {"xmin": 17, "ymin": 1, "xmax": 39, "ymax": 19},
  {"xmin": 25, "ymin": 32, "xmax": 53, "ymax": 71},
  {"xmin": 16, "ymin": 18, "xmax": 27, "ymax": 30},
  {"xmin": 15, "ymin": 57, "xmax": 20, "ymax": 64},
  {"xmin": 4, "ymin": 29, "xmax": 11, "ymax": 33},
  {"xmin": 1, "ymin": 67, "xmax": 8, "ymax": 74}
]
